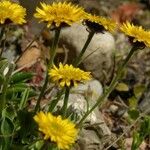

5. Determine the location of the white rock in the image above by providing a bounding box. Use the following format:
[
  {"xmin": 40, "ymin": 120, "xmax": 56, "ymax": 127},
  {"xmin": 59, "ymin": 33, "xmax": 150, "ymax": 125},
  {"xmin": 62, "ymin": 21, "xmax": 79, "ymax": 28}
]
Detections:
[
  {"xmin": 56, "ymin": 79, "xmax": 111, "ymax": 136},
  {"xmin": 109, "ymin": 104, "xmax": 118, "ymax": 114},
  {"xmin": 60, "ymin": 23, "xmax": 116, "ymax": 81},
  {"xmin": 58, "ymin": 79, "xmax": 103, "ymax": 119}
]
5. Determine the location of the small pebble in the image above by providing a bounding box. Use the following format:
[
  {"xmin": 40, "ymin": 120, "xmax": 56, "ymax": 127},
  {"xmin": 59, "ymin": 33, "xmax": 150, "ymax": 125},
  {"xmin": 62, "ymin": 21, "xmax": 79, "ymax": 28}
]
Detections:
[{"xmin": 109, "ymin": 105, "xmax": 118, "ymax": 114}]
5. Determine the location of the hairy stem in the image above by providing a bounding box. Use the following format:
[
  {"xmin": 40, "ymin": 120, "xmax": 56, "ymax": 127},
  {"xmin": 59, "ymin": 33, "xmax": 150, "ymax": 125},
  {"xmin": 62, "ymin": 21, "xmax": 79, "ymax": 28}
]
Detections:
[
  {"xmin": 73, "ymin": 31, "xmax": 95, "ymax": 67},
  {"xmin": 62, "ymin": 86, "xmax": 70, "ymax": 117},
  {"xmin": 77, "ymin": 46, "xmax": 139, "ymax": 127},
  {"xmin": 48, "ymin": 88, "xmax": 65, "ymax": 112},
  {"xmin": 34, "ymin": 27, "xmax": 61, "ymax": 113},
  {"xmin": 0, "ymin": 63, "xmax": 14, "ymax": 115}
]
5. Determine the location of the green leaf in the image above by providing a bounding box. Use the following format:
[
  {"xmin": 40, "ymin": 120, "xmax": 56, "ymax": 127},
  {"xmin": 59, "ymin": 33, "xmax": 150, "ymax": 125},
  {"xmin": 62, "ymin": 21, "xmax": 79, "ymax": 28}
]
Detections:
[
  {"xmin": 131, "ymin": 132, "xmax": 141, "ymax": 150},
  {"xmin": 116, "ymin": 82, "xmax": 129, "ymax": 92},
  {"xmin": 10, "ymin": 72, "xmax": 33, "ymax": 84},
  {"xmin": 140, "ymin": 116, "xmax": 150, "ymax": 137},
  {"xmin": 0, "ymin": 74, "xmax": 4, "ymax": 85},
  {"xmin": 129, "ymin": 96, "xmax": 138, "ymax": 109},
  {"xmin": 6, "ymin": 86, "xmax": 36, "ymax": 100},
  {"xmin": 0, "ymin": 58, "xmax": 9, "ymax": 74},
  {"xmin": 19, "ymin": 88, "xmax": 30, "ymax": 110},
  {"xmin": 41, "ymin": 142, "xmax": 58, "ymax": 150},
  {"xmin": 133, "ymin": 84, "xmax": 145, "ymax": 99},
  {"xmin": 17, "ymin": 109, "xmax": 36, "ymax": 143},
  {"xmin": 35, "ymin": 140, "xmax": 44, "ymax": 150},
  {"xmin": 131, "ymin": 116, "xmax": 150, "ymax": 150},
  {"xmin": 128, "ymin": 109, "xmax": 140, "ymax": 120},
  {"xmin": 11, "ymin": 83, "xmax": 28, "ymax": 88},
  {"xmin": 0, "ymin": 117, "xmax": 14, "ymax": 149},
  {"xmin": 66, "ymin": 106, "xmax": 79, "ymax": 122},
  {"xmin": 4, "ymin": 106, "xmax": 17, "ymax": 121},
  {"xmin": 10, "ymin": 145, "xmax": 28, "ymax": 150},
  {"xmin": 28, "ymin": 140, "xmax": 44, "ymax": 150}
]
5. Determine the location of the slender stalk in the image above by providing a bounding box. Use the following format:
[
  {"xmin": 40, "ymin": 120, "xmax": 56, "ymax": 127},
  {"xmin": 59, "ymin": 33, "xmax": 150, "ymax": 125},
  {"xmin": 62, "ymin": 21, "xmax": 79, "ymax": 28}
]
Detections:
[
  {"xmin": 62, "ymin": 86, "xmax": 70, "ymax": 117},
  {"xmin": 34, "ymin": 72, "xmax": 49, "ymax": 113},
  {"xmin": 77, "ymin": 46, "xmax": 139, "ymax": 127},
  {"xmin": 48, "ymin": 88, "xmax": 65, "ymax": 112},
  {"xmin": 0, "ymin": 64, "xmax": 14, "ymax": 115},
  {"xmin": 104, "ymin": 110, "xmax": 148, "ymax": 150},
  {"xmin": 48, "ymin": 27, "xmax": 61, "ymax": 68},
  {"xmin": 0, "ymin": 26, "xmax": 9, "ymax": 58},
  {"xmin": 73, "ymin": 31, "xmax": 95, "ymax": 67},
  {"xmin": 34, "ymin": 27, "xmax": 61, "ymax": 113},
  {"xmin": 0, "ymin": 27, "xmax": 4, "ymax": 57}
]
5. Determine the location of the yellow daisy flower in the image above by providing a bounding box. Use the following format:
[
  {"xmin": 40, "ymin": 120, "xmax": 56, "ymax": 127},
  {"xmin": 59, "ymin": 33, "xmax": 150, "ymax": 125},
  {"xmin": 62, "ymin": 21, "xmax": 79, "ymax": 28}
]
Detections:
[
  {"xmin": 120, "ymin": 22, "xmax": 150, "ymax": 48},
  {"xmin": 34, "ymin": 2, "xmax": 86, "ymax": 28},
  {"xmin": 85, "ymin": 13, "xmax": 116, "ymax": 33},
  {"xmin": 0, "ymin": 0, "xmax": 26, "ymax": 24},
  {"xmin": 49, "ymin": 63, "xmax": 91, "ymax": 87},
  {"xmin": 34, "ymin": 111, "xmax": 78, "ymax": 150}
]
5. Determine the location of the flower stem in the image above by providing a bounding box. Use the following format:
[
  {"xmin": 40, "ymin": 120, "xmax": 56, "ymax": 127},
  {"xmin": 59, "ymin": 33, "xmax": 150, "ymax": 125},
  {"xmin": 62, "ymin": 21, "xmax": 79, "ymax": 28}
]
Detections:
[
  {"xmin": 48, "ymin": 88, "xmax": 65, "ymax": 112},
  {"xmin": 0, "ymin": 26, "xmax": 8, "ymax": 58},
  {"xmin": 34, "ymin": 27, "xmax": 61, "ymax": 113},
  {"xmin": 34, "ymin": 72, "xmax": 49, "ymax": 113},
  {"xmin": 77, "ymin": 46, "xmax": 139, "ymax": 128},
  {"xmin": 48, "ymin": 27, "xmax": 61, "ymax": 68},
  {"xmin": 73, "ymin": 31, "xmax": 95, "ymax": 67},
  {"xmin": 62, "ymin": 86, "xmax": 70, "ymax": 117},
  {"xmin": 0, "ymin": 63, "xmax": 14, "ymax": 115}
]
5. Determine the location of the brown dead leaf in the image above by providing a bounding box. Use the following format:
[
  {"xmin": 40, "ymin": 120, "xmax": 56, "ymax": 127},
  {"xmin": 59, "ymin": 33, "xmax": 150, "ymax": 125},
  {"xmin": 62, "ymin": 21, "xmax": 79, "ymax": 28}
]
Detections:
[
  {"xmin": 16, "ymin": 41, "xmax": 41, "ymax": 68},
  {"xmin": 111, "ymin": 3, "xmax": 142, "ymax": 24}
]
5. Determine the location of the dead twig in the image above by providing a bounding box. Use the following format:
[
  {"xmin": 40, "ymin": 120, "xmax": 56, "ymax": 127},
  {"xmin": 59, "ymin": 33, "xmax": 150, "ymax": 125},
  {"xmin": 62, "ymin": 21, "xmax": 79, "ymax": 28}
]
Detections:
[
  {"xmin": 104, "ymin": 110, "xmax": 148, "ymax": 150},
  {"xmin": 62, "ymin": 44, "xmax": 69, "ymax": 64}
]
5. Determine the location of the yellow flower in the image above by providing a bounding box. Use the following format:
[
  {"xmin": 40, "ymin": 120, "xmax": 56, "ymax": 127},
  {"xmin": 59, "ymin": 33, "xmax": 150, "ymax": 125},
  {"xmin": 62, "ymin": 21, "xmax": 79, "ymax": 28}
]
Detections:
[
  {"xmin": 85, "ymin": 13, "xmax": 116, "ymax": 33},
  {"xmin": 0, "ymin": 0, "xmax": 26, "ymax": 24},
  {"xmin": 34, "ymin": 2, "xmax": 86, "ymax": 28},
  {"xmin": 120, "ymin": 22, "xmax": 150, "ymax": 48},
  {"xmin": 49, "ymin": 63, "xmax": 91, "ymax": 87},
  {"xmin": 34, "ymin": 111, "xmax": 78, "ymax": 150}
]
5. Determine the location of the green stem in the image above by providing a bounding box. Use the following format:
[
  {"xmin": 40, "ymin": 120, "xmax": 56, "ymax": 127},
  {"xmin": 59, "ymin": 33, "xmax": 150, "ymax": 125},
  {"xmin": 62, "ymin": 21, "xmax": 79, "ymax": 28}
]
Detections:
[
  {"xmin": 48, "ymin": 88, "xmax": 65, "ymax": 112},
  {"xmin": 73, "ymin": 31, "xmax": 95, "ymax": 67},
  {"xmin": 34, "ymin": 27, "xmax": 61, "ymax": 113},
  {"xmin": 77, "ymin": 46, "xmax": 139, "ymax": 127},
  {"xmin": 62, "ymin": 87, "xmax": 70, "ymax": 117},
  {"xmin": 0, "ymin": 64, "xmax": 14, "ymax": 115},
  {"xmin": 48, "ymin": 27, "xmax": 61, "ymax": 68},
  {"xmin": 0, "ymin": 26, "xmax": 8, "ymax": 58},
  {"xmin": 34, "ymin": 72, "xmax": 49, "ymax": 113}
]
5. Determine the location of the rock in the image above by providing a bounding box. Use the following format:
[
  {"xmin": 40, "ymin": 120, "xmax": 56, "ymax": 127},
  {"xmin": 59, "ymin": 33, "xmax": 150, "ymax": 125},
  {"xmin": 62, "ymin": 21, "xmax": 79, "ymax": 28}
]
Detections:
[
  {"xmin": 19, "ymin": 0, "xmax": 116, "ymax": 83},
  {"xmin": 2, "ymin": 49, "xmax": 16, "ymax": 63},
  {"xmin": 139, "ymin": 85, "xmax": 150, "ymax": 113},
  {"xmin": 56, "ymin": 79, "xmax": 111, "ymax": 150},
  {"xmin": 57, "ymin": 79, "xmax": 103, "ymax": 121},
  {"xmin": 77, "ymin": 129, "xmax": 103, "ymax": 150},
  {"xmin": 123, "ymin": 111, "xmax": 129, "ymax": 119},
  {"xmin": 116, "ymin": 107, "xmax": 127, "ymax": 118},
  {"xmin": 124, "ymin": 138, "xmax": 146, "ymax": 150},
  {"xmin": 109, "ymin": 104, "xmax": 118, "ymax": 114},
  {"xmin": 60, "ymin": 23, "xmax": 116, "ymax": 82}
]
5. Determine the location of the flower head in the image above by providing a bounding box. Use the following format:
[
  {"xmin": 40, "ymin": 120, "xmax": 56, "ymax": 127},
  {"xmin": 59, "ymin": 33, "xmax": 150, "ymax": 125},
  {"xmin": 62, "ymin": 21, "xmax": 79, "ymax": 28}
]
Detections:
[
  {"xmin": 0, "ymin": 0, "xmax": 26, "ymax": 24},
  {"xmin": 49, "ymin": 63, "xmax": 91, "ymax": 87},
  {"xmin": 120, "ymin": 22, "xmax": 150, "ymax": 48},
  {"xmin": 85, "ymin": 13, "xmax": 116, "ymax": 33},
  {"xmin": 34, "ymin": 2, "xmax": 86, "ymax": 28},
  {"xmin": 34, "ymin": 111, "xmax": 78, "ymax": 149}
]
